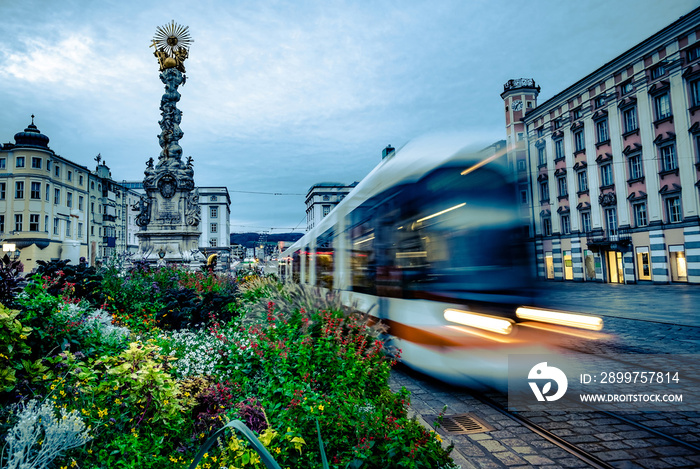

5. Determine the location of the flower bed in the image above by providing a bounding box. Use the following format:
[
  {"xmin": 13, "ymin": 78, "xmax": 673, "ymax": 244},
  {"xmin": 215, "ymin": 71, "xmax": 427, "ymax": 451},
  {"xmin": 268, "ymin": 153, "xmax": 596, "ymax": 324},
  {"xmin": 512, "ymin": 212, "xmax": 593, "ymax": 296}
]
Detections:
[{"xmin": 1, "ymin": 262, "xmax": 457, "ymax": 469}]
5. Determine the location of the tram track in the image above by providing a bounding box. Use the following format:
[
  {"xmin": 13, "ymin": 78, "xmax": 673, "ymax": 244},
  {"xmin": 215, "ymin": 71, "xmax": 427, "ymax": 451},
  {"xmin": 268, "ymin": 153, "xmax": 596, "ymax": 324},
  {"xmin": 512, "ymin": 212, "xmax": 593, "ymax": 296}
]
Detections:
[{"xmin": 472, "ymin": 390, "xmax": 700, "ymax": 467}]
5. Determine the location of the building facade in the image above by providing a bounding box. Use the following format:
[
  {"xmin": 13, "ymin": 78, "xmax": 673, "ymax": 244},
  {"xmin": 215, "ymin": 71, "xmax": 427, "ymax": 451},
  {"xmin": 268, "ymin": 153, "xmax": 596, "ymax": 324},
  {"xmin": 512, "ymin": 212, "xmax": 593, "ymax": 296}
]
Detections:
[
  {"xmin": 506, "ymin": 6, "xmax": 700, "ymax": 284},
  {"xmin": 0, "ymin": 119, "xmax": 90, "ymax": 272},
  {"xmin": 305, "ymin": 182, "xmax": 357, "ymax": 231},
  {"xmin": 198, "ymin": 186, "xmax": 231, "ymax": 267}
]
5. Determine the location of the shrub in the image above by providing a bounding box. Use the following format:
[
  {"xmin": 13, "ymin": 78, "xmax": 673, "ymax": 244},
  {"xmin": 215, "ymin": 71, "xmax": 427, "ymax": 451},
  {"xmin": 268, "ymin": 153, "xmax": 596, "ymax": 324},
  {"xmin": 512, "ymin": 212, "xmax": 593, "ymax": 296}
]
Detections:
[
  {"xmin": 0, "ymin": 254, "xmax": 24, "ymax": 308},
  {"xmin": 2, "ymin": 399, "xmax": 91, "ymax": 469},
  {"xmin": 0, "ymin": 303, "xmax": 32, "ymax": 393}
]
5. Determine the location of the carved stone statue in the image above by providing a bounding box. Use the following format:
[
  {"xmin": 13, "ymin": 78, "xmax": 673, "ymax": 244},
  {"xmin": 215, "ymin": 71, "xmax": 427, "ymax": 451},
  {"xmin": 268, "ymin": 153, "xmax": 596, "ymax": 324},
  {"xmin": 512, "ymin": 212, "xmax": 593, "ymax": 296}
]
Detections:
[
  {"xmin": 132, "ymin": 196, "xmax": 151, "ymax": 227},
  {"xmin": 185, "ymin": 190, "xmax": 201, "ymax": 226}
]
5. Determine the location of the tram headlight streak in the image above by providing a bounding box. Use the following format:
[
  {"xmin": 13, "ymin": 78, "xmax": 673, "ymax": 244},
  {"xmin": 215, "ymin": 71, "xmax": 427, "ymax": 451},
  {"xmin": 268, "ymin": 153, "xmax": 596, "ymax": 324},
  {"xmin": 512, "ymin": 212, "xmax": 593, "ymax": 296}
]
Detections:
[
  {"xmin": 515, "ymin": 307, "xmax": 603, "ymax": 331},
  {"xmin": 444, "ymin": 309, "xmax": 514, "ymax": 335}
]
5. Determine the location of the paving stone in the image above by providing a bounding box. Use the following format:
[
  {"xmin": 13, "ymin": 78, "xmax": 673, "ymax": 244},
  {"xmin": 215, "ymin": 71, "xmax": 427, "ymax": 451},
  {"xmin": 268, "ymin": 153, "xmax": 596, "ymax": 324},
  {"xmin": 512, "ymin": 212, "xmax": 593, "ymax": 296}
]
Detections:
[
  {"xmin": 477, "ymin": 439, "xmax": 508, "ymax": 453},
  {"xmin": 577, "ymin": 442, "xmax": 609, "ymax": 452},
  {"xmin": 660, "ymin": 456, "xmax": 697, "ymax": 466},
  {"xmin": 592, "ymin": 449, "xmax": 634, "ymax": 461},
  {"xmin": 610, "ymin": 462, "xmax": 645, "ymax": 469},
  {"xmin": 468, "ymin": 433, "xmax": 493, "ymax": 441},
  {"xmin": 521, "ymin": 455, "xmax": 555, "ymax": 466},
  {"xmin": 549, "ymin": 428, "xmax": 575, "ymax": 436},
  {"xmin": 600, "ymin": 440, "xmax": 632, "ymax": 450},
  {"xmin": 624, "ymin": 439, "xmax": 653, "ymax": 448},
  {"xmin": 455, "ymin": 444, "xmax": 486, "ymax": 457},
  {"xmin": 563, "ymin": 434, "xmax": 600, "ymax": 444},
  {"xmin": 509, "ymin": 445, "xmax": 536, "ymax": 455},
  {"xmin": 491, "ymin": 451, "xmax": 527, "ymax": 466},
  {"xmin": 595, "ymin": 432, "xmax": 624, "ymax": 441},
  {"xmin": 637, "ymin": 459, "xmax": 674, "ymax": 469},
  {"xmin": 557, "ymin": 457, "xmax": 593, "ymax": 468},
  {"xmin": 651, "ymin": 445, "xmax": 695, "ymax": 456},
  {"xmin": 540, "ymin": 447, "xmax": 571, "ymax": 459},
  {"xmin": 471, "ymin": 457, "xmax": 505, "ymax": 469}
]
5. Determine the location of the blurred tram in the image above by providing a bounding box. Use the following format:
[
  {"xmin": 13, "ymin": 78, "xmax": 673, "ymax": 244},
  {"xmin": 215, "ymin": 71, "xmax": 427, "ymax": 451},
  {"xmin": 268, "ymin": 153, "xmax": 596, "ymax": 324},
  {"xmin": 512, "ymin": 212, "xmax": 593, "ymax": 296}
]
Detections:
[{"xmin": 280, "ymin": 136, "xmax": 604, "ymax": 389}]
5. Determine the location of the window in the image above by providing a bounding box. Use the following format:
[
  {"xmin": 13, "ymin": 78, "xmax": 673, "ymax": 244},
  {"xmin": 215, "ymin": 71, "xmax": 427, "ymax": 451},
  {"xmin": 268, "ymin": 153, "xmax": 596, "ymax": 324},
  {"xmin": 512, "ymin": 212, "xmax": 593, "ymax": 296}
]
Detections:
[
  {"xmin": 691, "ymin": 79, "xmax": 700, "ymax": 107},
  {"xmin": 538, "ymin": 146, "xmax": 546, "ymax": 165},
  {"xmin": 16, "ymin": 156, "xmax": 25, "ymax": 168},
  {"xmin": 633, "ymin": 202, "xmax": 648, "ymax": 227},
  {"xmin": 46, "ymin": 160, "xmax": 51, "ymax": 171},
  {"xmin": 651, "ymin": 64, "xmax": 665, "ymax": 79},
  {"xmin": 91, "ymin": 226, "xmax": 94, "ymax": 236},
  {"xmin": 210, "ymin": 207, "xmax": 218, "ymax": 218},
  {"xmin": 574, "ymin": 129, "xmax": 585, "ymax": 152},
  {"xmin": 67, "ymin": 192, "xmax": 73, "ymax": 208},
  {"xmin": 623, "ymin": 107, "xmax": 638, "ymax": 133},
  {"xmin": 78, "ymin": 223, "xmax": 83, "ymax": 238},
  {"xmin": 669, "ymin": 245, "xmax": 688, "ymax": 282},
  {"xmin": 636, "ymin": 247, "xmax": 652, "ymax": 281},
  {"xmin": 55, "ymin": 165, "xmax": 60, "ymax": 177},
  {"xmin": 210, "ymin": 195, "xmax": 218, "ymax": 201},
  {"xmin": 79, "ymin": 175, "xmax": 83, "ymax": 185},
  {"xmin": 600, "ymin": 164, "xmax": 613, "ymax": 186},
  {"xmin": 659, "ymin": 144, "xmax": 677, "ymax": 172},
  {"xmin": 557, "ymin": 176, "xmax": 568, "ymax": 197},
  {"xmin": 542, "ymin": 217, "xmax": 552, "ymax": 237},
  {"xmin": 29, "ymin": 214, "xmax": 39, "ymax": 232},
  {"xmin": 554, "ymin": 119, "xmax": 562, "ymax": 129},
  {"xmin": 628, "ymin": 154, "xmax": 644, "ymax": 180},
  {"xmin": 554, "ymin": 139, "xmax": 564, "ymax": 160},
  {"xmin": 0, "ymin": 158, "xmax": 5, "ymax": 169},
  {"xmin": 517, "ymin": 132, "xmax": 524, "ymax": 141},
  {"xmin": 687, "ymin": 44, "xmax": 700, "ymax": 62},
  {"xmin": 572, "ymin": 108, "xmax": 583, "ymax": 120},
  {"xmin": 210, "ymin": 223, "xmax": 218, "ymax": 233},
  {"xmin": 15, "ymin": 181, "xmax": 24, "ymax": 199},
  {"xmin": 596, "ymin": 119, "xmax": 609, "ymax": 143},
  {"xmin": 91, "ymin": 181, "xmax": 95, "ymax": 190},
  {"xmin": 0, "ymin": 183, "xmax": 5, "ymax": 200},
  {"xmin": 45, "ymin": 184, "xmax": 50, "ymax": 201},
  {"xmin": 622, "ymin": 82, "xmax": 634, "ymax": 95},
  {"xmin": 517, "ymin": 160, "xmax": 526, "ymax": 171},
  {"xmin": 210, "ymin": 238, "xmax": 217, "ymax": 247},
  {"xmin": 30, "ymin": 181, "xmax": 40, "ymax": 199},
  {"xmin": 54, "ymin": 188, "xmax": 60, "ymax": 204},
  {"xmin": 520, "ymin": 190, "xmax": 528, "ymax": 204},
  {"xmin": 66, "ymin": 220, "xmax": 71, "ymax": 237},
  {"xmin": 595, "ymin": 96, "xmax": 606, "ymax": 108},
  {"xmin": 0, "ymin": 215, "xmax": 4, "ymax": 233},
  {"xmin": 44, "ymin": 215, "xmax": 48, "ymax": 232},
  {"xmin": 605, "ymin": 208, "xmax": 617, "ymax": 236},
  {"xmin": 577, "ymin": 170, "xmax": 588, "ymax": 192},
  {"xmin": 560, "ymin": 214, "xmax": 570, "ymax": 235},
  {"xmin": 666, "ymin": 197, "xmax": 682, "ymax": 223},
  {"xmin": 537, "ymin": 127, "xmax": 544, "ymax": 138},
  {"xmin": 54, "ymin": 218, "xmax": 59, "ymax": 235},
  {"xmin": 67, "ymin": 171, "xmax": 72, "ymax": 182},
  {"xmin": 91, "ymin": 202, "xmax": 94, "ymax": 213},
  {"xmin": 580, "ymin": 211, "xmax": 592, "ymax": 233},
  {"xmin": 31, "ymin": 157, "xmax": 42, "ymax": 169},
  {"xmin": 14, "ymin": 214, "xmax": 22, "ymax": 232},
  {"xmin": 539, "ymin": 180, "xmax": 549, "ymax": 202},
  {"xmin": 323, "ymin": 205, "xmax": 331, "ymax": 217},
  {"xmin": 654, "ymin": 93, "xmax": 671, "ymax": 120},
  {"xmin": 78, "ymin": 196, "xmax": 83, "ymax": 211}
]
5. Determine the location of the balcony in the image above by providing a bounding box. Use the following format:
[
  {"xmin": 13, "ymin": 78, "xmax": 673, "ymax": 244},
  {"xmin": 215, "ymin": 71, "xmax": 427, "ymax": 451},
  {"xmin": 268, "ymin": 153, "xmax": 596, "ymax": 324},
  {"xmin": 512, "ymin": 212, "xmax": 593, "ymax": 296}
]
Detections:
[{"xmin": 586, "ymin": 227, "xmax": 631, "ymax": 249}]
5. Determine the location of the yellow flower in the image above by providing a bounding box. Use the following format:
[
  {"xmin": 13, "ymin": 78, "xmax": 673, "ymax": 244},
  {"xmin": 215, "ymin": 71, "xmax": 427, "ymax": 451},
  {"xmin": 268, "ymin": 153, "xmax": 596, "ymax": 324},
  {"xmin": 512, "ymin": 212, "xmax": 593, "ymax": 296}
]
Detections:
[
  {"xmin": 318, "ymin": 404, "xmax": 324, "ymax": 411},
  {"xmin": 71, "ymin": 460, "xmax": 77, "ymax": 467},
  {"xmin": 274, "ymin": 447, "xmax": 281, "ymax": 454}
]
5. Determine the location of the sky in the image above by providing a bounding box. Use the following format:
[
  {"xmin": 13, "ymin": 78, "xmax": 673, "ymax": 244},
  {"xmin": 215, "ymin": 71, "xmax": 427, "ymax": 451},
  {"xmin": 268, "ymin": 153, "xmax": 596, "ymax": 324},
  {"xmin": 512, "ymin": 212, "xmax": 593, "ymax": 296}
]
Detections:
[{"xmin": 1, "ymin": 0, "xmax": 699, "ymax": 233}]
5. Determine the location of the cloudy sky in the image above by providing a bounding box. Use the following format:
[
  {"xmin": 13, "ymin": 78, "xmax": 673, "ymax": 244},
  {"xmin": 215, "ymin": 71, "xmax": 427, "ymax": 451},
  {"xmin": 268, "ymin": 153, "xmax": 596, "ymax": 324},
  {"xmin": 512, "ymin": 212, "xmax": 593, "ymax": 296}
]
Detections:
[{"xmin": 1, "ymin": 0, "xmax": 698, "ymax": 233}]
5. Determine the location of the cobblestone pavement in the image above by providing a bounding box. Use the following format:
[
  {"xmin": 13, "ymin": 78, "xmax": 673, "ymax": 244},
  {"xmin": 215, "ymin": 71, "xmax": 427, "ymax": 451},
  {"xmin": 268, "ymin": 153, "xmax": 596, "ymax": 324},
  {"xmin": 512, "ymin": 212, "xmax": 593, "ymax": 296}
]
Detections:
[{"xmin": 390, "ymin": 282, "xmax": 700, "ymax": 468}]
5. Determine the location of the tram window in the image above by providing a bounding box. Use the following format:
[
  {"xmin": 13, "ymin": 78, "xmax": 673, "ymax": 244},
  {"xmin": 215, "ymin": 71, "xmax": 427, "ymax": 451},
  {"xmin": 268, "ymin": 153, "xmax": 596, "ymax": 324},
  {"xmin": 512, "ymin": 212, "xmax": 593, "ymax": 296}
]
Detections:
[
  {"xmin": 350, "ymin": 222, "xmax": 376, "ymax": 294},
  {"xmin": 292, "ymin": 250, "xmax": 300, "ymax": 283},
  {"xmin": 303, "ymin": 246, "xmax": 310, "ymax": 284},
  {"xmin": 316, "ymin": 228, "xmax": 334, "ymax": 289}
]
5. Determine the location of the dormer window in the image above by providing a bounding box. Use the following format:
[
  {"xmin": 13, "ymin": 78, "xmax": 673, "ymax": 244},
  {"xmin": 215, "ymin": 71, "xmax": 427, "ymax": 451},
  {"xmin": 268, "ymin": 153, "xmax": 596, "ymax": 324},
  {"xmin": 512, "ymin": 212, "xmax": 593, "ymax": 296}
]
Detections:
[{"xmin": 651, "ymin": 64, "xmax": 665, "ymax": 80}]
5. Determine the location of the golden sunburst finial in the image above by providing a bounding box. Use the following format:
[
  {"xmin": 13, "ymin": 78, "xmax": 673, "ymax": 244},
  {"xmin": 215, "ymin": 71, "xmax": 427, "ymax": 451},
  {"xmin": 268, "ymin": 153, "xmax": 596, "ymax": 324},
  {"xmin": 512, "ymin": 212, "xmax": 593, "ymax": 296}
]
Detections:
[
  {"xmin": 151, "ymin": 20, "xmax": 193, "ymax": 72},
  {"xmin": 152, "ymin": 20, "xmax": 193, "ymax": 58}
]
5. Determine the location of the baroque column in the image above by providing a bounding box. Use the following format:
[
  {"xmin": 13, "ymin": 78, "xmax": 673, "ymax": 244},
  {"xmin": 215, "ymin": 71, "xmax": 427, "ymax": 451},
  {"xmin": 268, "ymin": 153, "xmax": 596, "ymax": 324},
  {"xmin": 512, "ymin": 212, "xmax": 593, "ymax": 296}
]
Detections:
[{"xmin": 133, "ymin": 21, "xmax": 202, "ymax": 264}]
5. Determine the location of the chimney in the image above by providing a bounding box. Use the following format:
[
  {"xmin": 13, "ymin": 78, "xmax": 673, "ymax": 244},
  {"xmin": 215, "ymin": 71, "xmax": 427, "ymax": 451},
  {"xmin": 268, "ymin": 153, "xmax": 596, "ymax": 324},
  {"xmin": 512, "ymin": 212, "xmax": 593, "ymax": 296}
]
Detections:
[{"xmin": 382, "ymin": 145, "xmax": 395, "ymax": 159}]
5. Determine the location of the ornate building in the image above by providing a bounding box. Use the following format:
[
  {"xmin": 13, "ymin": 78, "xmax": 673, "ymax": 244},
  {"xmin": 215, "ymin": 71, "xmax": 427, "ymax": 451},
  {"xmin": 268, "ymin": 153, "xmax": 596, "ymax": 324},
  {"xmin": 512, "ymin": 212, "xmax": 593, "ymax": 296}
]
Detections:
[
  {"xmin": 505, "ymin": 6, "xmax": 700, "ymax": 284},
  {"xmin": 198, "ymin": 186, "xmax": 231, "ymax": 267},
  {"xmin": 305, "ymin": 182, "xmax": 357, "ymax": 231}
]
